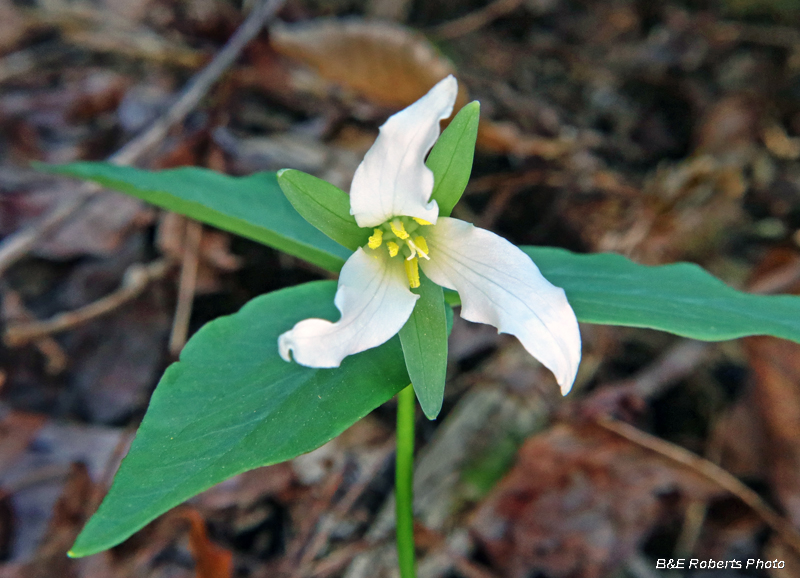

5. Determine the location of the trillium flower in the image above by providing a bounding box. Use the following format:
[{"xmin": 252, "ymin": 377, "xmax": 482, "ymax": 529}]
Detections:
[{"xmin": 279, "ymin": 76, "xmax": 581, "ymax": 393}]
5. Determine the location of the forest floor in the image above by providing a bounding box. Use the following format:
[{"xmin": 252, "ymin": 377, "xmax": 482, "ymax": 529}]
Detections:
[{"xmin": 3, "ymin": 0, "xmax": 800, "ymax": 577}]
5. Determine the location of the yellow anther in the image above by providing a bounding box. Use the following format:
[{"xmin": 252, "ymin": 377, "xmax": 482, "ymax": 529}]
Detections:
[
  {"xmin": 412, "ymin": 217, "xmax": 432, "ymax": 226},
  {"xmin": 413, "ymin": 236, "xmax": 429, "ymax": 258},
  {"xmin": 404, "ymin": 256, "xmax": 420, "ymax": 288},
  {"xmin": 367, "ymin": 228, "xmax": 383, "ymax": 249},
  {"xmin": 390, "ymin": 219, "xmax": 409, "ymax": 240},
  {"xmin": 387, "ymin": 241, "xmax": 400, "ymax": 257}
]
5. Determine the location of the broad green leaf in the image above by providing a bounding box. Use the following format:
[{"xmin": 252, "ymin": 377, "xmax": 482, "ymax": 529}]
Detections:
[
  {"xmin": 40, "ymin": 163, "xmax": 350, "ymax": 272},
  {"xmin": 43, "ymin": 162, "xmax": 800, "ymax": 343},
  {"xmin": 277, "ymin": 169, "xmax": 371, "ymax": 250},
  {"xmin": 522, "ymin": 247, "xmax": 800, "ymax": 343},
  {"xmin": 427, "ymin": 101, "xmax": 480, "ymax": 217},
  {"xmin": 69, "ymin": 281, "xmax": 409, "ymax": 557},
  {"xmin": 399, "ymin": 272, "xmax": 448, "ymax": 420}
]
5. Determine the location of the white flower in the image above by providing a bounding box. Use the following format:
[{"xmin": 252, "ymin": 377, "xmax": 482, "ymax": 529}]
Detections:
[{"xmin": 279, "ymin": 76, "xmax": 581, "ymax": 394}]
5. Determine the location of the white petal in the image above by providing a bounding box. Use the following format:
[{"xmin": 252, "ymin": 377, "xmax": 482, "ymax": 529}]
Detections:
[
  {"xmin": 349, "ymin": 75, "xmax": 458, "ymax": 228},
  {"xmin": 279, "ymin": 248, "xmax": 419, "ymax": 368},
  {"xmin": 420, "ymin": 218, "xmax": 581, "ymax": 393}
]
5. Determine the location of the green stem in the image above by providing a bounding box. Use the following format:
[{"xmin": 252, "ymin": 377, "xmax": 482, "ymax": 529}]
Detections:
[{"xmin": 396, "ymin": 384, "xmax": 416, "ymax": 578}]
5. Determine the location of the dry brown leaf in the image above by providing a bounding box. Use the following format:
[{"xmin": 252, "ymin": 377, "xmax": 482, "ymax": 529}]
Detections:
[
  {"xmin": 36, "ymin": 192, "xmax": 154, "ymax": 259},
  {"xmin": 65, "ymin": 281, "xmax": 172, "ymax": 424},
  {"xmin": 0, "ymin": 0, "xmax": 31, "ymax": 55},
  {"xmin": 0, "ymin": 410, "xmax": 46, "ymax": 474},
  {"xmin": 563, "ymin": 153, "xmax": 748, "ymax": 263},
  {"xmin": 709, "ymin": 393, "xmax": 768, "ymax": 479},
  {"xmin": 35, "ymin": 4, "xmax": 205, "ymax": 68},
  {"xmin": 762, "ymin": 122, "xmax": 800, "ymax": 160},
  {"xmin": 271, "ymin": 18, "xmax": 580, "ymax": 159},
  {"xmin": 270, "ymin": 19, "xmax": 468, "ymax": 111},
  {"xmin": 475, "ymin": 120, "xmax": 572, "ymax": 158},
  {"xmin": 471, "ymin": 423, "xmax": 720, "ymax": 578},
  {"xmin": 765, "ymin": 536, "xmax": 800, "ymax": 578},
  {"xmin": 65, "ymin": 71, "xmax": 131, "ymax": 123},
  {"xmin": 2, "ymin": 182, "xmax": 154, "ymax": 260},
  {"xmin": 20, "ymin": 463, "xmax": 93, "ymax": 578},
  {"xmin": 175, "ymin": 508, "xmax": 233, "ymax": 578},
  {"xmin": 102, "ymin": 0, "xmax": 155, "ymax": 23},
  {"xmin": 572, "ymin": 93, "xmax": 758, "ymax": 263},
  {"xmin": 1, "ymin": 416, "xmax": 124, "ymax": 564},
  {"xmin": 694, "ymin": 94, "xmax": 760, "ymax": 156},
  {"xmin": 744, "ymin": 336, "xmax": 800, "ymax": 527}
]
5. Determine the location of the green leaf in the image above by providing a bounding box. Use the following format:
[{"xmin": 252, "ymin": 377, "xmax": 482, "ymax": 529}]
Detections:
[
  {"xmin": 522, "ymin": 247, "xmax": 800, "ymax": 343},
  {"xmin": 399, "ymin": 272, "xmax": 448, "ymax": 420},
  {"xmin": 427, "ymin": 101, "xmax": 480, "ymax": 217},
  {"xmin": 69, "ymin": 281, "xmax": 409, "ymax": 557},
  {"xmin": 39, "ymin": 163, "xmax": 351, "ymax": 272},
  {"xmin": 277, "ymin": 169, "xmax": 371, "ymax": 251}
]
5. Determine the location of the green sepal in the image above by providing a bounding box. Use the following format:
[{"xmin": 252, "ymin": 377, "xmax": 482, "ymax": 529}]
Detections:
[
  {"xmin": 427, "ymin": 101, "xmax": 480, "ymax": 217},
  {"xmin": 277, "ymin": 169, "xmax": 371, "ymax": 251},
  {"xmin": 399, "ymin": 271, "xmax": 448, "ymax": 420}
]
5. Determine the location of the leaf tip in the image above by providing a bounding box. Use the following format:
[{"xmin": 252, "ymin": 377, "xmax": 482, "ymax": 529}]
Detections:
[
  {"xmin": 416, "ymin": 389, "xmax": 444, "ymax": 421},
  {"xmin": 464, "ymin": 100, "xmax": 480, "ymax": 114},
  {"xmin": 422, "ymin": 407, "xmax": 441, "ymax": 420}
]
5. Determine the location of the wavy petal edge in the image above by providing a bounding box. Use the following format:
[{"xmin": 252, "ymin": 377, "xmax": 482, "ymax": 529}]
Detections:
[
  {"xmin": 279, "ymin": 248, "xmax": 419, "ymax": 367},
  {"xmin": 420, "ymin": 218, "xmax": 581, "ymax": 393}
]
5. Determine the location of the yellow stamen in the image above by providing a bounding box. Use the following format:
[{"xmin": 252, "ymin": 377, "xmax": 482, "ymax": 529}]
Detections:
[
  {"xmin": 367, "ymin": 228, "xmax": 383, "ymax": 249},
  {"xmin": 404, "ymin": 256, "xmax": 420, "ymax": 288},
  {"xmin": 390, "ymin": 219, "xmax": 410, "ymax": 240},
  {"xmin": 412, "ymin": 217, "xmax": 432, "ymax": 226},
  {"xmin": 387, "ymin": 241, "xmax": 400, "ymax": 257},
  {"xmin": 413, "ymin": 236, "xmax": 429, "ymax": 258}
]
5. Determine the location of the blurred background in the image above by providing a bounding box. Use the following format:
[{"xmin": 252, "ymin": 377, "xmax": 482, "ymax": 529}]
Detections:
[{"xmin": 2, "ymin": 0, "xmax": 800, "ymax": 576}]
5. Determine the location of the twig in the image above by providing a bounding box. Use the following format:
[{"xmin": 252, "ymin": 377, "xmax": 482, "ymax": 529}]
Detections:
[
  {"xmin": 631, "ymin": 340, "xmax": 710, "ymax": 399},
  {"xmin": 597, "ymin": 418, "xmax": 800, "ymax": 557},
  {"xmin": 5, "ymin": 463, "xmax": 73, "ymax": 494},
  {"xmin": 108, "ymin": 0, "xmax": 285, "ymax": 167},
  {"xmin": 306, "ymin": 541, "xmax": 374, "ymax": 578},
  {"xmin": 577, "ymin": 340, "xmax": 710, "ymax": 420},
  {"xmin": 280, "ymin": 470, "xmax": 345, "ymax": 576},
  {"xmin": 475, "ymin": 185, "xmax": 513, "ymax": 229},
  {"xmin": 2, "ymin": 291, "xmax": 69, "ymax": 373},
  {"xmin": 430, "ymin": 0, "xmax": 522, "ymax": 39},
  {"xmin": 4, "ymin": 259, "xmax": 171, "ymax": 346},
  {"xmin": 673, "ymin": 425, "xmax": 726, "ymax": 559},
  {"xmin": 169, "ymin": 220, "xmax": 203, "ymax": 355},
  {"xmin": 297, "ymin": 443, "xmax": 395, "ymax": 575},
  {"xmin": 0, "ymin": 0, "xmax": 285, "ymax": 279}
]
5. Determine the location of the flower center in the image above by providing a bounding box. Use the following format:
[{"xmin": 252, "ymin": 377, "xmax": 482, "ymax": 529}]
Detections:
[{"xmin": 366, "ymin": 216, "xmax": 432, "ymax": 288}]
